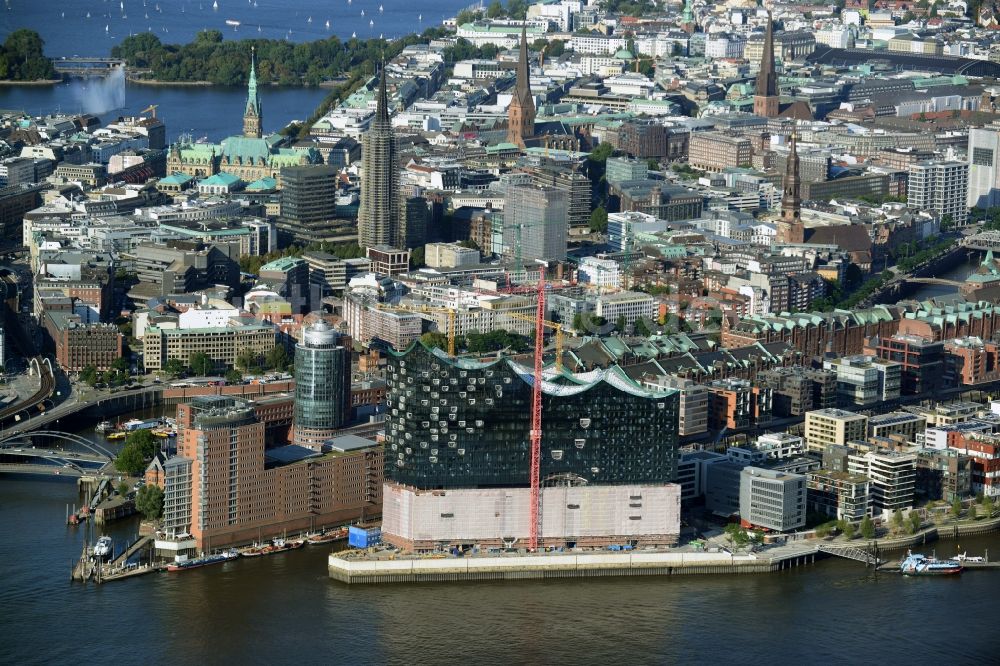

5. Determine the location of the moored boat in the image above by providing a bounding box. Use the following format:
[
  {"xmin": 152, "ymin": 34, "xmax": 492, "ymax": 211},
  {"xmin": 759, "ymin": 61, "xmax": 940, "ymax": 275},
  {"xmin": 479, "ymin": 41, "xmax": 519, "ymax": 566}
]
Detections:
[
  {"xmin": 167, "ymin": 549, "xmax": 240, "ymax": 571},
  {"xmin": 93, "ymin": 536, "xmax": 113, "ymax": 558},
  {"xmin": 307, "ymin": 528, "xmax": 349, "ymax": 545},
  {"xmin": 900, "ymin": 552, "xmax": 963, "ymax": 575}
]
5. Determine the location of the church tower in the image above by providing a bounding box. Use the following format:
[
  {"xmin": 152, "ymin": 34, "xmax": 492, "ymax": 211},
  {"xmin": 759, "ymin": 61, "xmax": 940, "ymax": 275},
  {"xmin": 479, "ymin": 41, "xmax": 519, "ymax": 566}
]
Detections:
[
  {"xmin": 243, "ymin": 47, "xmax": 263, "ymax": 138},
  {"xmin": 778, "ymin": 132, "xmax": 804, "ymax": 244},
  {"xmin": 507, "ymin": 25, "xmax": 536, "ymax": 148},
  {"xmin": 753, "ymin": 14, "xmax": 780, "ymax": 119}
]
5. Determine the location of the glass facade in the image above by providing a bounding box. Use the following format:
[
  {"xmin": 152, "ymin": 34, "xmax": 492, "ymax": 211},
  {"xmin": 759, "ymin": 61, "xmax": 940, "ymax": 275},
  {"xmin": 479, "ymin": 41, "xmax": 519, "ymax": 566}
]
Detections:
[
  {"xmin": 294, "ymin": 321, "xmax": 350, "ymax": 438},
  {"xmin": 385, "ymin": 343, "xmax": 680, "ymax": 489}
]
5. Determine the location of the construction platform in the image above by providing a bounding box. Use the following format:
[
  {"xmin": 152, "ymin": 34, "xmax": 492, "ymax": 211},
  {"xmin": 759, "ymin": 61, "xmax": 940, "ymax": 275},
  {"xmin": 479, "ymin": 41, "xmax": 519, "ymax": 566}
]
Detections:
[{"xmin": 328, "ymin": 548, "xmax": 820, "ymax": 584}]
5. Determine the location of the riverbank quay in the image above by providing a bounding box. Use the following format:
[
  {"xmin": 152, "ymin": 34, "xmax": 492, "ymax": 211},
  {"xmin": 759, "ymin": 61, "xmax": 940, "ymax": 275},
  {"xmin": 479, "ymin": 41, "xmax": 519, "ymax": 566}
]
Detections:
[
  {"xmin": 329, "ymin": 516, "xmax": 1000, "ymax": 584},
  {"xmin": 328, "ymin": 545, "xmax": 820, "ymax": 585}
]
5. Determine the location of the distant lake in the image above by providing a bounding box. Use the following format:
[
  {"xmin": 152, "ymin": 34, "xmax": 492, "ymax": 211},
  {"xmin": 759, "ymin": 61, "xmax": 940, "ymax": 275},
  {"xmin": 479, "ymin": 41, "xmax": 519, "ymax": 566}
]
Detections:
[
  {"xmin": 1, "ymin": 0, "xmax": 470, "ymax": 57},
  {"xmin": 0, "ymin": 79, "xmax": 329, "ymax": 142}
]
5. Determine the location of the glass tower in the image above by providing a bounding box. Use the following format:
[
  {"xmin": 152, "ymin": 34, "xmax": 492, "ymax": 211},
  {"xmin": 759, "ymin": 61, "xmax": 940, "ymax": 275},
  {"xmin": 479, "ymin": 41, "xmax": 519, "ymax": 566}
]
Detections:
[{"xmin": 293, "ymin": 320, "xmax": 351, "ymax": 450}]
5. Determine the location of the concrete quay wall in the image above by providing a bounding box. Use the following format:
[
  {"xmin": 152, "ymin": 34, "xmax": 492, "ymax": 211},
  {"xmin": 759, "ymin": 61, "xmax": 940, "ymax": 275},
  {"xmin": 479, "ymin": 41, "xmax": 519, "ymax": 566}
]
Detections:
[{"xmin": 328, "ymin": 550, "xmax": 819, "ymax": 584}]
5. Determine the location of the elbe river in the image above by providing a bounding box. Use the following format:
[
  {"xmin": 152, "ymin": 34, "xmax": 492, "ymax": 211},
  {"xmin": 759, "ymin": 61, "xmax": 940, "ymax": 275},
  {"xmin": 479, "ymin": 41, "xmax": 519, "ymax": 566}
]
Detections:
[{"xmin": 0, "ymin": 418, "xmax": 998, "ymax": 664}]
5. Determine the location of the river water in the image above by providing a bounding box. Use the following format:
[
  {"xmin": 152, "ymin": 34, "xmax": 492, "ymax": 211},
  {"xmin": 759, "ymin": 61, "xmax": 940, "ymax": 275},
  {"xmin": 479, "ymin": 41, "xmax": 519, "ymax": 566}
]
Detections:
[{"xmin": 1, "ymin": 415, "xmax": 999, "ymax": 663}]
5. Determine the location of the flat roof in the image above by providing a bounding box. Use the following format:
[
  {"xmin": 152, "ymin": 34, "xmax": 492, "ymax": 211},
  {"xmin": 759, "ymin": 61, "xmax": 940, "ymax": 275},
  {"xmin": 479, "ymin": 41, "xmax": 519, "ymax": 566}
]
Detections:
[{"xmin": 325, "ymin": 434, "xmax": 378, "ymax": 453}]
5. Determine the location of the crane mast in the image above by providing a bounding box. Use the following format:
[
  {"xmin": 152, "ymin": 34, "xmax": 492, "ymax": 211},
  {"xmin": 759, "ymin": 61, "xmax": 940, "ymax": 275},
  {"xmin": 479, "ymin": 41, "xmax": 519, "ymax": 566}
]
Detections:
[{"xmin": 528, "ymin": 273, "xmax": 545, "ymax": 551}]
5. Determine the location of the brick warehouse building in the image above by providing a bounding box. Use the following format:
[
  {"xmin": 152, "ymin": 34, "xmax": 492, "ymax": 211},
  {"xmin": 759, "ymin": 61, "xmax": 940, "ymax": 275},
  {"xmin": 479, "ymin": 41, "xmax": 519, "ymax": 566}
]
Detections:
[
  {"xmin": 722, "ymin": 301, "xmax": 1000, "ymax": 360},
  {"xmin": 162, "ymin": 396, "xmax": 382, "ymax": 551}
]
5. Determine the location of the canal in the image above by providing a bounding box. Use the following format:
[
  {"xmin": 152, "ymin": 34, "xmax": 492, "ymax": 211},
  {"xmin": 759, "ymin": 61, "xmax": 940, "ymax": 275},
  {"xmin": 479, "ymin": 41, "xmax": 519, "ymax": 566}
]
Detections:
[{"xmin": 1, "ymin": 412, "xmax": 998, "ymax": 662}]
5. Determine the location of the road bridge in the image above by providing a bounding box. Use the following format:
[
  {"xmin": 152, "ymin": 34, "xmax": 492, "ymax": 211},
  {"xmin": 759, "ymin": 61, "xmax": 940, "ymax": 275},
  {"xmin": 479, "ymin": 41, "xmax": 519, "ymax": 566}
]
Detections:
[
  {"xmin": 901, "ymin": 277, "xmax": 964, "ymax": 287},
  {"xmin": 52, "ymin": 58, "xmax": 126, "ymax": 78},
  {"xmin": 0, "ymin": 430, "xmax": 115, "ymax": 460}
]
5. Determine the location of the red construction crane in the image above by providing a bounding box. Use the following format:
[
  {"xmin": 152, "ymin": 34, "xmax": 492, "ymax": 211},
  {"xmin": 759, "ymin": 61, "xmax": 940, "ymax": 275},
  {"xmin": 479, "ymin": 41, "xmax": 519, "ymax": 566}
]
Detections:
[{"xmin": 528, "ymin": 271, "xmax": 545, "ymax": 551}]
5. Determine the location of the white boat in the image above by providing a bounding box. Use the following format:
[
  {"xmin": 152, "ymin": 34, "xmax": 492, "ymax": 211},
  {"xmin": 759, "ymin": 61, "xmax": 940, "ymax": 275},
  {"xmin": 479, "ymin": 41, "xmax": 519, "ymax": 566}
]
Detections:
[
  {"xmin": 418, "ymin": 14, "xmax": 422, "ymax": 21},
  {"xmin": 351, "ymin": 31, "xmax": 356, "ymax": 37},
  {"xmin": 120, "ymin": 1, "xmax": 124, "ymax": 10},
  {"xmin": 325, "ymin": 19, "xmax": 330, "ymax": 28},
  {"xmin": 307, "ymin": 16, "xmax": 312, "ymax": 23},
  {"xmin": 379, "ymin": 4, "xmax": 383, "ymax": 12},
  {"xmin": 87, "ymin": 12, "xmax": 91, "ymax": 18},
  {"xmin": 369, "ymin": 18, "xmax": 374, "ymax": 26},
  {"xmin": 225, "ymin": 18, "xmax": 241, "ymax": 26},
  {"xmin": 212, "ymin": 0, "xmax": 218, "ymax": 9},
  {"xmin": 360, "ymin": 9, "xmax": 364, "ymax": 16},
  {"xmin": 93, "ymin": 536, "xmax": 112, "ymax": 558},
  {"xmin": 105, "ymin": 24, "xmax": 109, "ymax": 32}
]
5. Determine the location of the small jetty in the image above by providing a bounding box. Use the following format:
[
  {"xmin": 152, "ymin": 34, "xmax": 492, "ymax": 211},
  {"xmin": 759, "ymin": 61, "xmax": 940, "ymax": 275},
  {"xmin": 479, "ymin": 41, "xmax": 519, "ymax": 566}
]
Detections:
[{"xmin": 72, "ymin": 535, "xmax": 163, "ymax": 583}]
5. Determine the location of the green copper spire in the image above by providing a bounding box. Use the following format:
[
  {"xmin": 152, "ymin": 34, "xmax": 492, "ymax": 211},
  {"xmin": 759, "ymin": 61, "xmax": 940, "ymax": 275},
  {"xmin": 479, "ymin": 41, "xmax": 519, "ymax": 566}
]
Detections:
[
  {"xmin": 246, "ymin": 46, "xmax": 260, "ymax": 117},
  {"xmin": 682, "ymin": 0, "xmax": 693, "ymax": 24}
]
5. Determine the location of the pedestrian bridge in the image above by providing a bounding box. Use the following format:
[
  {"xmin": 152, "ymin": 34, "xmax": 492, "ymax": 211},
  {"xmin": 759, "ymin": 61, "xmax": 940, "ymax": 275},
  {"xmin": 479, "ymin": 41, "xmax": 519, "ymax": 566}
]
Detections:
[
  {"xmin": 0, "ymin": 431, "xmax": 114, "ymax": 477},
  {"xmin": 52, "ymin": 58, "xmax": 126, "ymax": 78},
  {"xmin": 817, "ymin": 544, "xmax": 881, "ymax": 566},
  {"xmin": 901, "ymin": 277, "xmax": 964, "ymax": 287}
]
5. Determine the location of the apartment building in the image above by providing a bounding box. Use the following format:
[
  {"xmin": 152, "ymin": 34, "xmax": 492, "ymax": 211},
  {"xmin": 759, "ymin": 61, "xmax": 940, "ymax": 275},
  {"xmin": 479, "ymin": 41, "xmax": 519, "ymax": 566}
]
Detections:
[
  {"xmin": 806, "ymin": 469, "xmax": 871, "ymax": 521},
  {"xmin": 848, "ymin": 450, "xmax": 917, "ymax": 515},
  {"xmin": 824, "ymin": 355, "xmax": 902, "ymax": 407},
  {"xmin": 907, "ymin": 160, "xmax": 969, "ymax": 226}
]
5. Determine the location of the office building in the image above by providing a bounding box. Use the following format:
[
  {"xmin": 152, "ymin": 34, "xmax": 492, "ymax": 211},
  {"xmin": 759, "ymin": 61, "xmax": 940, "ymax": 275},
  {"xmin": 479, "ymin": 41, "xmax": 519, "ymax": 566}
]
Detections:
[
  {"xmin": 425, "ymin": 243, "xmax": 480, "ymax": 268},
  {"xmin": 868, "ymin": 412, "xmax": 926, "ymax": 443},
  {"xmin": 804, "ymin": 408, "xmax": 869, "ymax": 454},
  {"xmin": 865, "ymin": 333, "xmax": 944, "ymax": 396},
  {"xmin": 848, "ymin": 450, "xmax": 917, "ymax": 515},
  {"xmin": 43, "ymin": 311, "xmax": 123, "ymax": 371},
  {"xmin": 907, "ymin": 160, "xmax": 969, "ymax": 226},
  {"xmin": 968, "ymin": 126, "xmax": 1000, "ymax": 209},
  {"xmin": 606, "ymin": 156, "xmax": 649, "ymax": 186},
  {"xmin": 503, "ymin": 184, "xmax": 568, "ymax": 261},
  {"xmin": 739, "ymin": 467, "xmax": 806, "ymax": 532},
  {"xmin": 688, "ymin": 133, "xmax": 752, "ymax": 172},
  {"xmin": 279, "ymin": 165, "xmax": 338, "ymax": 242},
  {"xmin": 293, "ymin": 320, "xmax": 352, "ymax": 450},
  {"xmin": 916, "ymin": 448, "xmax": 972, "ymax": 502},
  {"xmin": 366, "ymin": 245, "xmax": 410, "ymax": 277},
  {"xmin": 161, "ymin": 396, "xmax": 383, "ymax": 551},
  {"xmin": 358, "ymin": 67, "xmax": 400, "ymax": 249},
  {"xmin": 825, "ymin": 355, "xmax": 902, "ymax": 407},
  {"xmin": 143, "ymin": 321, "xmax": 276, "ymax": 371},
  {"xmin": 399, "ymin": 196, "xmax": 429, "ymax": 250}
]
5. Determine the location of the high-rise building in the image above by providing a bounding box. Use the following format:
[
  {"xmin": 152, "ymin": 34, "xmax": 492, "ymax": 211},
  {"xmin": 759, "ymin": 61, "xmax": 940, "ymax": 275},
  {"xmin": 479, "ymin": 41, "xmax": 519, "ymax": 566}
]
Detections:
[
  {"xmin": 804, "ymin": 408, "xmax": 869, "ymax": 454},
  {"xmin": 907, "ymin": 160, "xmax": 969, "ymax": 226},
  {"xmin": 399, "ymin": 196, "xmax": 429, "ymax": 250},
  {"xmin": 279, "ymin": 165, "xmax": 338, "ymax": 242},
  {"xmin": 503, "ymin": 184, "xmax": 568, "ymax": 261},
  {"xmin": 507, "ymin": 26, "xmax": 536, "ymax": 147},
  {"xmin": 358, "ymin": 66, "xmax": 400, "ymax": 250},
  {"xmin": 967, "ymin": 126, "xmax": 1000, "ymax": 209},
  {"xmin": 777, "ymin": 132, "xmax": 804, "ymax": 243},
  {"xmin": 243, "ymin": 47, "xmax": 263, "ymax": 139},
  {"xmin": 753, "ymin": 14, "xmax": 779, "ymax": 118},
  {"xmin": 293, "ymin": 320, "xmax": 352, "ymax": 450}
]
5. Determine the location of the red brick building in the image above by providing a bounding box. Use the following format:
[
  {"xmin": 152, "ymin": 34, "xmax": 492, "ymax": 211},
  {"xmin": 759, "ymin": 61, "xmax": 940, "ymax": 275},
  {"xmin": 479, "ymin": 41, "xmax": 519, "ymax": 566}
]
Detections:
[{"xmin": 43, "ymin": 311, "xmax": 123, "ymax": 371}]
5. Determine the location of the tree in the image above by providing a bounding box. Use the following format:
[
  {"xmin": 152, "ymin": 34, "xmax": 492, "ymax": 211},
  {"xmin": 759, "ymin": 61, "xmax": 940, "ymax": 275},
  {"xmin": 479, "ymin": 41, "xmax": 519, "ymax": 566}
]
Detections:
[
  {"xmin": 647, "ymin": 158, "xmax": 660, "ymax": 171},
  {"xmin": 891, "ymin": 510, "xmax": 905, "ymax": 532},
  {"xmin": 420, "ymin": 331, "xmax": 450, "ymax": 351},
  {"xmin": 635, "ymin": 317, "xmax": 652, "ymax": 337},
  {"xmin": 984, "ymin": 495, "xmax": 995, "ymax": 518},
  {"xmin": 117, "ymin": 481, "xmax": 130, "ymax": 497},
  {"xmin": 1, "ymin": 29, "xmax": 56, "ymax": 81},
  {"xmin": 487, "ymin": 0, "xmax": 504, "ymax": 18},
  {"xmin": 588, "ymin": 142, "xmax": 614, "ymax": 164},
  {"xmin": 969, "ymin": 503, "xmax": 978, "ymax": 520},
  {"xmin": 114, "ymin": 444, "xmax": 146, "ymax": 477},
  {"xmin": 724, "ymin": 523, "xmax": 749, "ymax": 549},
  {"xmin": 265, "ymin": 344, "xmax": 289, "ymax": 371},
  {"xmin": 860, "ymin": 515, "xmax": 876, "ymax": 539},
  {"xmin": 163, "ymin": 358, "xmax": 186, "ymax": 378},
  {"xmin": 410, "ymin": 246, "xmax": 426, "ymax": 268},
  {"xmin": 589, "ymin": 205, "xmax": 608, "ymax": 233},
  {"xmin": 909, "ymin": 511, "xmax": 922, "ymax": 534},
  {"xmin": 457, "ymin": 239, "xmax": 480, "ymax": 251},
  {"xmin": 616, "ymin": 315, "xmax": 627, "ymax": 333},
  {"xmin": 236, "ymin": 349, "xmax": 261, "ymax": 374},
  {"xmin": 842, "ymin": 521, "xmax": 856, "ymax": 540},
  {"xmin": 135, "ymin": 484, "xmax": 164, "ymax": 521},
  {"xmin": 951, "ymin": 497, "xmax": 963, "ymax": 519},
  {"xmin": 80, "ymin": 365, "xmax": 99, "ymax": 386},
  {"xmin": 189, "ymin": 352, "xmax": 214, "ymax": 377},
  {"xmin": 126, "ymin": 429, "xmax": 159, "ymax": 459},
  {"xmin": 225, "ymin": 369, "xmax": 243, "ymax": 385},
  {"xmin": 111, "ymin": 357, "xmax": 129, "ymax": 373}
]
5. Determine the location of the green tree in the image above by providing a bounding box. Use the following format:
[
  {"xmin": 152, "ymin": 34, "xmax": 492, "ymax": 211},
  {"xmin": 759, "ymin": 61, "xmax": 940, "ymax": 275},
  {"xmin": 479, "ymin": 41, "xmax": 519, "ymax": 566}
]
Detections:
[
  {"xmin": 969, "ymin": 503, "xmax": 978, "ymax": 520},
  {"xmin": 126, "ymin": 429, "xmax": 159, "ymax": 459},
  {"xmin": 635, "ymin": 317, "xmax": 652, "ymax": 337},
  {"xmin": 487, "ymin": 0, "xmax": 504, "ymax": 18},
  {"xmin": 724, "ymin": 523, "xmax": 749, "ymax": 549},
  {"xmin": 951, "ymin": 498, "xmax": 963, "ymax": 519},
  {"xmin": 80, "ymin": 365, "xmax": 99, "ymax": 386},
  {"xmin": 163, "ymin": 358, "xmax": 186, "ymax": 378},
  {"xmin": 457, "ymin": 239, "xmax": 480, "ymax": 251},
  {"xmin": 236, "ymin": 349, "xmax": 261, "ymax": 373},
  {"xmin": 984, "ymin": 495, "xmax": 995, "ymax": 518},
  {"xmin": 860, "ymin": 515, "xmax": 875, "ymax": 539},
  {"xmin": 589, "ymin": 205, "xmax": 608, "ymax": 233},
  {"xmin": 117, "ymin": 481, "xmax": 130, "ymax": 497},
  {"xmin": 843, "ymin": 521, "xmax": 856, "ymax": 540},
  {"xmin": 588, "ymin": 142, "xmax": 614, "ymax": 164},
  {"xmin": 891, "ymin": 510, "xmax": 905, "ymax": 532},
  {"xmin": 135, "ymin": 484, "xmax": 164, "ymax": 521},
  {"xmin": 189, "ymin": 352, "xmax": 214, "ymax": 377},
  {"xmin": 410, "ymin": 246, "xmax": 426, "ymax": 268},
  {"xmin": 265, "ymin": 344, "xmax": 289, "ymax": 371},
  {"xmin": 420, "ymin": 331, "xmax": 450, "ymax": 351},
  {"xmin": 909, "ymin": 511, "xmax": 922, "ymax": 533},
  {"xmin": 616, "ymin": 315, "xmax": 627, "ymax": 333},
  {"xmin": 111, "ymin": 357, "xmax": 129, "ymax": 373},
  {"xmin": 225, "ymin": 369, "xmax": 243, "ymax": 385},
  {"xmin": 1, "ymin": 29, "xmax": 56, "ymax": 81},
  {"xmin": 114, "ymin": 444, "xmax": 146, "ymax": 477}
]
